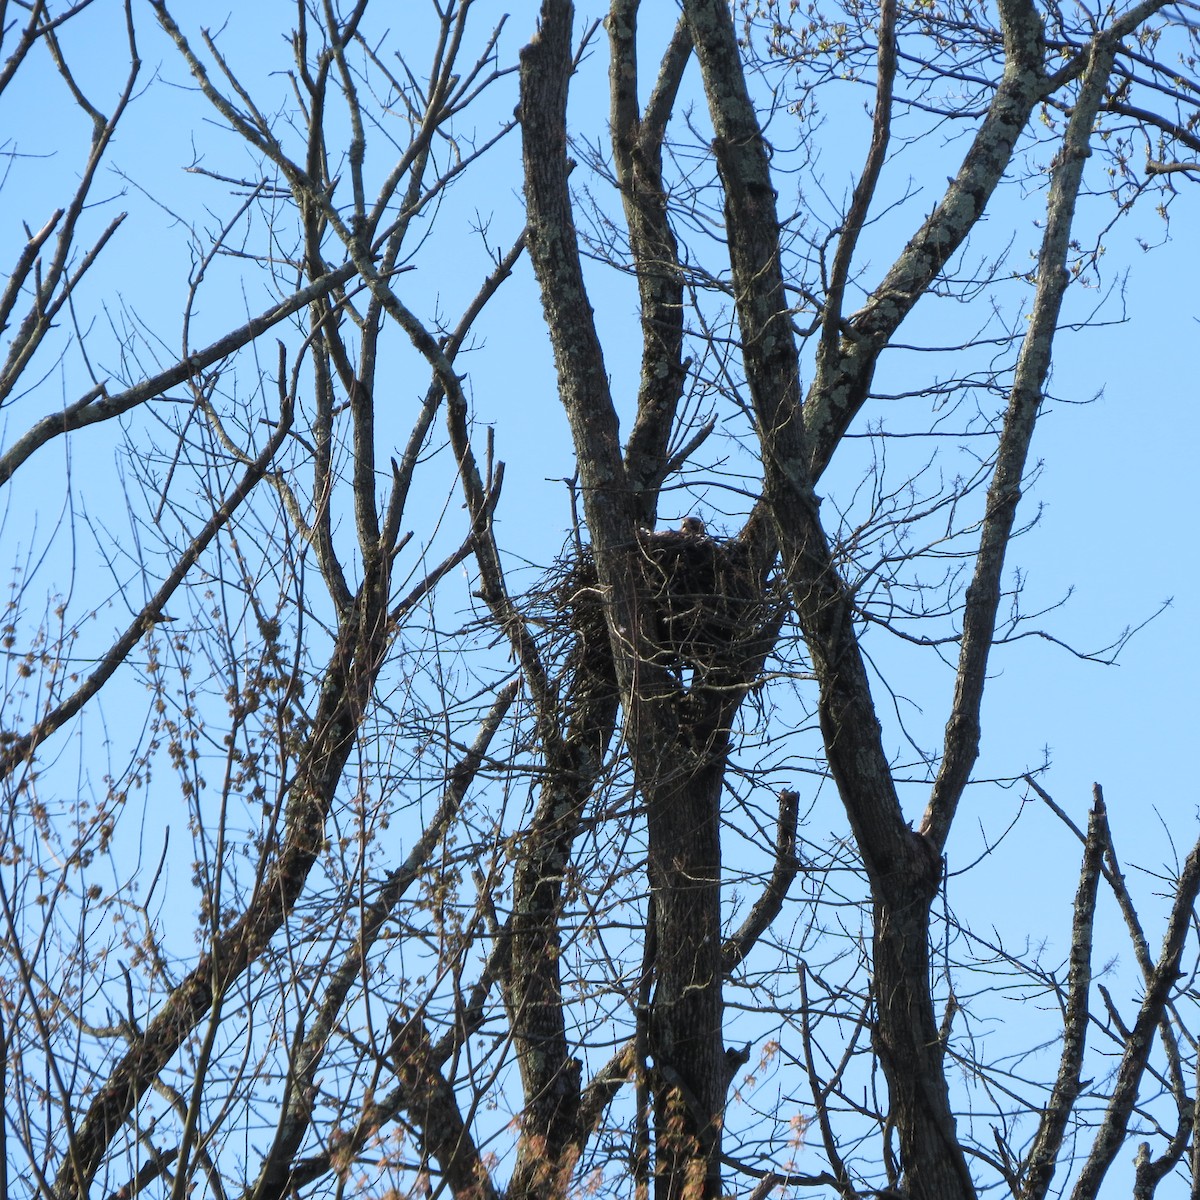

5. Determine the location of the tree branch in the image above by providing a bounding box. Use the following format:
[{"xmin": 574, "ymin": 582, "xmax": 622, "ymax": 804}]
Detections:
[
  {"xmin": 922, "ymin": 33, "xmax": 1118, "ymax": 849},
  {"xmin": 1019, "ymin": 790, "xmax": 1105, "ymax": 1200}
]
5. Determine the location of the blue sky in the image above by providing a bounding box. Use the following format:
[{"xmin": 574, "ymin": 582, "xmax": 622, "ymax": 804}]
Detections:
[
  {"xmin": 4, "ymin": 0, "xmax": 1195, "ymax": 928},
  {"xmin": 3, "ymin": 1, "xmax": 1198, "ymax": 1187}
]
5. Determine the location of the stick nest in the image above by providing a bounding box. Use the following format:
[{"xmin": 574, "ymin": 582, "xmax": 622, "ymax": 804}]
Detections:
[{"xmin": 527, "ymin": 526, "xmax": 777, "ymax": 679}]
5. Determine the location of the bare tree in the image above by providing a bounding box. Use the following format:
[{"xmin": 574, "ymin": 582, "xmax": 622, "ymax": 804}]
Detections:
[{"xmin": 1, "ymin": 3, "xmax": 1197, "ymax": 1200}]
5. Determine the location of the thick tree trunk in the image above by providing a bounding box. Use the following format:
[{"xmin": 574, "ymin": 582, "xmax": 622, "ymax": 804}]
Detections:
[
  {"xmin": 643, "ymin": 730, "xmax": 728, "ymax": 1200},
  {"xmin": 519, "ymin": 10, "xmax": 731, "ymax": 1194}
]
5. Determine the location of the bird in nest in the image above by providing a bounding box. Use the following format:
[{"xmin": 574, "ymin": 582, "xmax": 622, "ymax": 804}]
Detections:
[
  {"xmin": 643, "ymin": 513, "xmax": 705, "ymax": 542},
  {"xmin": 638, "ymin": 516, "xmax": 710, "ymax": 552},
  {"xmin": 637, "ymin": 515, "xmax": 711, "ymax": 548}
]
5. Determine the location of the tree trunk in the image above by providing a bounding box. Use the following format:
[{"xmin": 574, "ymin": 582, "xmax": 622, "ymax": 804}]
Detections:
[{"xmin": 644, "ymin": 725, "xmax": 729, "ymax": 1200}]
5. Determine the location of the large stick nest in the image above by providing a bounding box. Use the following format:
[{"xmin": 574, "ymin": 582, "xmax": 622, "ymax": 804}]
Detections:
[
  {"xmin": 528, "ymin": 522, "xmax": 778, "ymax": 681},
  {"xmin": 634, "ymin": 523, "xmax": 774, "ymax": 669}
]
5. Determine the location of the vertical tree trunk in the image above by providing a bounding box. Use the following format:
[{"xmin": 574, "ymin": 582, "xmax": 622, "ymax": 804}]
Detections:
[
  {"xmin": 643, "ymin": 729, "xmax": 729, "ymax": 1200},
  {"xmin": 519, "ymin": 9, "xmax": 736, "ymax": 1193}
]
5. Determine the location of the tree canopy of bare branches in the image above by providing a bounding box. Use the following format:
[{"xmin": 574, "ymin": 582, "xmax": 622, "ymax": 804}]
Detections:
[{"xmin": 1, "ymin": 3, "xmax": 1197, "ymax": 1200}]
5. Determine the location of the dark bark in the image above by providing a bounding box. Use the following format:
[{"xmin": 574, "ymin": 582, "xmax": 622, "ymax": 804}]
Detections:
[
  {"xmin": 389, "ymin": 1013, "xmax": 500, "ymax": 1200},
  {"xmin": 1070, "ymin": 834, "xmax": 1200, "ymax": 1199},
  {"xmin": 506, "ymin": 627, "xmax": 621, "ymax": 1199},
  {"xmin": 642, "ymin": 698, "xmax": 731, "ymax": 1200},
  {"xmin": 1019, "ymin": 793, "xmax": 1105, "ymax": 1200},
  {"xmin": 608, "ymin": 4, "xmax": 691, "ymax": 525},
  {"xmin": 519, "ymin": 14, "xmax": 786, "ymax": 1196}
]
